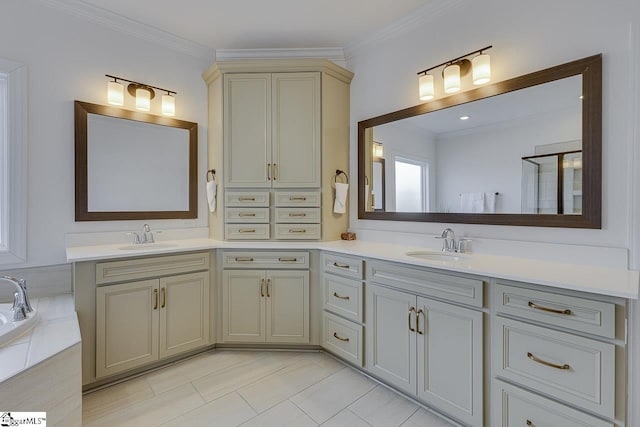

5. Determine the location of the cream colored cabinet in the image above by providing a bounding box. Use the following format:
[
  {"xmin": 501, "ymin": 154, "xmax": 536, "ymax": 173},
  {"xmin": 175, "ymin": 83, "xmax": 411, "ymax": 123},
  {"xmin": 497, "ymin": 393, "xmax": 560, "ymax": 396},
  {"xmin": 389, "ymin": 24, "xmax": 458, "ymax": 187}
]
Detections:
[
  {"xmin": 222, "ymin": 269, "xmax": 309, "ymax": 343},
  {"xmin": 366, "ymin": 283, "xmax": 483, "ymax": 427},
  {"xmin": 224, "ymin": 72, "xmax": 320, "ymax": 188},
  {"xmin": 96, "ymin": 271, "xmax": 210, "ymax": 379}
]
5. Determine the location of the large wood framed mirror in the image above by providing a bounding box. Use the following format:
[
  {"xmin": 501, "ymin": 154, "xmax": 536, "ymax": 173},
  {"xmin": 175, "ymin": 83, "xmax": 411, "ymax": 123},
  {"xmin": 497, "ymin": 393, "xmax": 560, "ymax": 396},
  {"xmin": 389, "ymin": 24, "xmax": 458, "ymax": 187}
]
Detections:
[
  {"xmin": 358, "ymin": 54, "xmax": 601, "ymax": 228},
  {"xmin": 75, "ymin": 101, "xmax": 198, "ymax": 221}
]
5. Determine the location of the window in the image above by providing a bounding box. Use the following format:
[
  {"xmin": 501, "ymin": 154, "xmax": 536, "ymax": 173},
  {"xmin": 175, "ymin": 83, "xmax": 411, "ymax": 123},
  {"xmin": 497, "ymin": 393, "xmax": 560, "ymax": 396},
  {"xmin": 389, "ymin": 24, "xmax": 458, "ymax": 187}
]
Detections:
[
  {"xmin": 395, "ymin": 156, "xmax": 429, "ymax": 212},
  {"xmin": 0, "ymin": 58, "xmax": 27, "ymax": 265}
]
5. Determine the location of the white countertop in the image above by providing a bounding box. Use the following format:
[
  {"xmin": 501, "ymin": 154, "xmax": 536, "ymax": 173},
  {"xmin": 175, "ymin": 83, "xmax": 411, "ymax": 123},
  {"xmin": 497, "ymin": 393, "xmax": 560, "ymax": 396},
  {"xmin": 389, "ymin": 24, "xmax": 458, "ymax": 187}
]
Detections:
[
  {"xmin": 0, "ymin": 295, "xmax": 80, "ymax": 383},
  {"xmin": 66, "ymin": 238, "xmax": 640, "ymax": 299}
]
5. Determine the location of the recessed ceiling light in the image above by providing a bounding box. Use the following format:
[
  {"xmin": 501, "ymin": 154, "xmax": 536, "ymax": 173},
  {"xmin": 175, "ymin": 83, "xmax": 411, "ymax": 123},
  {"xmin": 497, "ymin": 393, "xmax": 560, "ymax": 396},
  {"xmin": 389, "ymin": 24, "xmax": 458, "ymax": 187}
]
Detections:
[{"xmin": 460, "ymin": 116, "xmax": 469, "ymax": 120}]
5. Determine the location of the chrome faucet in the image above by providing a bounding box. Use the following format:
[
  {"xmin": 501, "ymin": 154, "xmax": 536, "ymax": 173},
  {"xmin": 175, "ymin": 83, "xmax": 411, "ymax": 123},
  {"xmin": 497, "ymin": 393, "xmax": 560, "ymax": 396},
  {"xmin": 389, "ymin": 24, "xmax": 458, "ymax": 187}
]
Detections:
[
  {"xmin": 1, "ymin": 276, "xmax": 32, "ymax": 321},
  {"xmin": 437, "ymin": 228, "xmax": 472, "ymax": 253},
  {"xmin": 142, "ymin": 224, "xmax": 154, "ymax": 244}
]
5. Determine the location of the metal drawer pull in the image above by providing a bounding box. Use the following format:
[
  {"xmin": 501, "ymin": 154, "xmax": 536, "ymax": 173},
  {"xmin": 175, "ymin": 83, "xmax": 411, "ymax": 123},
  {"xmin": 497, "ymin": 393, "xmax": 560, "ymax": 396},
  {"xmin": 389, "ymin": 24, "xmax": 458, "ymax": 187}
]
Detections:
[
  {"xmin": 416, "ymin": 309, "xmax": 424, "ymax": 335},
  {"xmin": 333, "ymin": 292, "xmax": 350, "ymax": 300},
  {"xmin": 238, "ymin": 213, "xmax": 256, "ymax": 217},
  {"xmin": 238, "ymin": 229, "xmax": 256, "ymax": 233},
  {"xmin": 528, "ymin": 301, "xmax": 571, "ymax": 315},
  {"xmin": 267, "ymin": 163, "xmax": 271, "ymax": 180},
  {"xmin": 235, "ymin": 257, "xmax": 254, "ymax": 262},
  {"xmin": 153, "ymin": 289, "xmax": 158, "ymax": 310},
  {"xmin": 333, "ymin": 332, "xmax": 349, "ymax": 342},
  {"xmin": 289, "ymin": 229, "xmax": 306, "ymax": 233},
  {"xmin": 260, "ymin": 278, "xmax": 265, "ymax": 297},
  {"xmin": 278, "ymin": 257, "xmax": 298, "ymax": 262},
  {"xmin": 289, "ymin": 196, "xmax": 307, "ymax": 201},
  {"xmin": 289, "ymin": 213, "xmax": 307, "ymax": 217},
  {"xmin": 527, "ymin": 352, "xmax": 570, "ymax": 370},
  {"xmin": 266, "ymin": 278, "xmax": 271, "ymax": 297},
  {"xmin": 238, "ymin": 197, "xmax": 256, "ymax": 201},
  {"xmin": 408, "ymin": 307, "xmax": 416, "ymax": 332},
  {"xmin": 161, "ymin": 287, "xmax": 166, "ymax": 308},
  {"xmin": 526, "ymin": 421, "xmax": 534, "ymax": 427},
  {"xmin": 273, "ymin": 164, "xmax": 277, "ymax": 180},
  {"xmin": 333, "ymin": 262, "xmax": 350, "ymax": 269}
]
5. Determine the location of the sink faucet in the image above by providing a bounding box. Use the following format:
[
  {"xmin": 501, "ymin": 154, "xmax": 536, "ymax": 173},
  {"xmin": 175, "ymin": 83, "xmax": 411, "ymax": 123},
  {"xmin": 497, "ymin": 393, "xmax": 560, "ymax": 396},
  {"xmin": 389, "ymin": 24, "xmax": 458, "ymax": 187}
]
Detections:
[
  {"xmin": 0, "ymin": 276, "xmax": 33, "ymax": 321},
  {"xmin": 437, "ymin": 228, "xmax": 472, "ymax": 253},
  {"xmin": 128, "ymin": 224, "xmax": 155, "ymax": 244}
]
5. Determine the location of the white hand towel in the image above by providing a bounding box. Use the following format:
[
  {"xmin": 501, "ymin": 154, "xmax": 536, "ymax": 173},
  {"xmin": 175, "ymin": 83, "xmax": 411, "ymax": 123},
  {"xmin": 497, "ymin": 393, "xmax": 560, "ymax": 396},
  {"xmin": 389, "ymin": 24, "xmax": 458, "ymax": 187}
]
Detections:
[
  {"xmin": 334, "ymin": 182, "xmax": 349, "ymax": 214},
  {"xmin": 483, "ymin": 192, "xmax": 496, "ymax": 213},
  {"xmin": 206, "ymin": 179, "xmax": 217, "ymax": 213}
]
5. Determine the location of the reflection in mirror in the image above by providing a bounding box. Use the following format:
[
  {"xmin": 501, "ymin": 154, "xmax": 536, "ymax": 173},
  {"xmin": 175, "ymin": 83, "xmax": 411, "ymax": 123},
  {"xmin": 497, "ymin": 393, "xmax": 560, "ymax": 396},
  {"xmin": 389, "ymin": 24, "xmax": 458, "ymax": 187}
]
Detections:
[
  {"xmin": 358, "ymin": 55, "xmax": 601, "ymax": 228},
  {"xmin": 75, "ymin": 101, "xmax": 198, "ymax": 221}
]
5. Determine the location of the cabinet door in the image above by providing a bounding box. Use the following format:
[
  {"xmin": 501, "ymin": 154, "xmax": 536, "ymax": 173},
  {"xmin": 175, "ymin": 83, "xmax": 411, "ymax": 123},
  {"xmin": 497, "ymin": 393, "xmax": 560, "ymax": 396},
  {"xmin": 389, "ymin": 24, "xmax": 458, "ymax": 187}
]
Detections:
[
  {"xmin": 159, "ymin": 272, "xmax": 210, "ymax": 358},
  {"xmin": 266, "ymin": 270, "xmax": 309, "ymax": 343},
  {"xmin": 416, "ymin": 296, "xmax": 483, "ymax": 427},
  {"xmin": 366, "ymin": 284, "xmax": 417, "ymax": 395},
  {"xmin": 96, "ymin": 279, "xmax": 159, "ymax": 378},
  {"xmin": 224, "ymin": 73, "xmax": 272, "ymax": 187},
  {"xmin": 222, "ymin": 270, "xmax": 266, "ymax": 342},
  {"xmin": 271, "ymin": 73, "xmax": 321, "ymax": 188}
]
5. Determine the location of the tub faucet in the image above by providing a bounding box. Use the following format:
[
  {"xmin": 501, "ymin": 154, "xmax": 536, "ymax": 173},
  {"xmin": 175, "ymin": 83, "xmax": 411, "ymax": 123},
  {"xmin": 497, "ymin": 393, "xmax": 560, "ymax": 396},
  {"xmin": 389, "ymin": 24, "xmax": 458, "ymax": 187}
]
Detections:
[{"xmin": 0, "ymin": 276, "xmax": 32, "ymax": 321}]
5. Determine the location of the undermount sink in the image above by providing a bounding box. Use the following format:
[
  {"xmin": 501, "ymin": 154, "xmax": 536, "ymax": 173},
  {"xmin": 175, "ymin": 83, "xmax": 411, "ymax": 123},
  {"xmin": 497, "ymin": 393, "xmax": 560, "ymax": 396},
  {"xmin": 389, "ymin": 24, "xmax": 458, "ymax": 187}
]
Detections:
[
  {"xmin": 117, "ymin": 243, "xmax": 178, "ymax": 251},
  {"xmin": 405, "ymin": 250, "xmax": 470, "ymax": 262}
]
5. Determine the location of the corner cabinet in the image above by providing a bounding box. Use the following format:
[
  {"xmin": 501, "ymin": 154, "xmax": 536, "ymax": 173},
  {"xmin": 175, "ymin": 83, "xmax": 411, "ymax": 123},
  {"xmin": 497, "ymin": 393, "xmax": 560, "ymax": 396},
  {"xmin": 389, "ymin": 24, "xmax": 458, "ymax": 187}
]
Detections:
[{"xmin": 203, "ymin": 59, "xmax": 353, "ymax": 241}]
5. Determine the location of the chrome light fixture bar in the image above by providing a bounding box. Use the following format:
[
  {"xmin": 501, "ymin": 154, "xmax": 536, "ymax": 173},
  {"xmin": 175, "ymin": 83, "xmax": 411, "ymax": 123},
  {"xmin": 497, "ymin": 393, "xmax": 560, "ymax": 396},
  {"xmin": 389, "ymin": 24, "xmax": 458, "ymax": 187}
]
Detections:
[
  {"xmin": 417, "ymin": 45, "xmax": 492, "ymax": 101},
  {"xmin": 105, "ymin": 74, "xmax": 177, "ymax": 116}
]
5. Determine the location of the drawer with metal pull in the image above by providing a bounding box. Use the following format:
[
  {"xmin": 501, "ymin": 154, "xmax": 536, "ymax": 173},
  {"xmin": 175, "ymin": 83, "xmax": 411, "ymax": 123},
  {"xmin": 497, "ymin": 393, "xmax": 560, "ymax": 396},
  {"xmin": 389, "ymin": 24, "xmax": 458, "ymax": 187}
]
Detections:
[
  {"xmin": 494, "ymin": 282, "xmax": 615, "ymax": 338},
  {"xmin": 225, "ymin": 191, "xmax": 270, "ymax": 207},
  {"xmin": 323, "ymin": 273, "xmax": 363, "ymax": 323},
  {"xmin": 274, "ymin": 223, "xmax": 321, "ymax": 240},
  {"xmin": 322, "ymin": 252, "xmax": 364, "ymax": 279},
  {"xmin": 494, "ymin": 317, "xmax": 615, "ymax": 418},
  {"xmin": 225, "ymin": 207, "xmax": 270, "ymax": 223},
  {"xmin": 493, "ymin": 380, "xmax": 613, "ymax": 427},
  {"xmin": 274, "ymin": 207, "xmax": 321, "ymax": 223},
  {"xmin": 222, "ymin": 251, "xmax": 309, "ymax": 269},
  {"xmin": 274, "ymin": 191, "xmax": 321, "ymax": 207},
  {"xmin": 322, "ymin": 311, "xmax": 363, "ymax": 366},
  {"xmin": 224, "ymin": 224, "xmax": 270, "ymax": 240}
]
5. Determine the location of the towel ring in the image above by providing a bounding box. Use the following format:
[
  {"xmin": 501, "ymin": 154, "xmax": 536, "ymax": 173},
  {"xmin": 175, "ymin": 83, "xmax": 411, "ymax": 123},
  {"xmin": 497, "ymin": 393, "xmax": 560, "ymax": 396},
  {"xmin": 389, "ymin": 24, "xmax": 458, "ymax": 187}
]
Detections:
[
  {"xmin": 333, "ymin": 169, "xmax": 348, "ymax": 184},
  {"xmin": 207, "ymin": 169, "xmax": 216, "ymax": 182}
]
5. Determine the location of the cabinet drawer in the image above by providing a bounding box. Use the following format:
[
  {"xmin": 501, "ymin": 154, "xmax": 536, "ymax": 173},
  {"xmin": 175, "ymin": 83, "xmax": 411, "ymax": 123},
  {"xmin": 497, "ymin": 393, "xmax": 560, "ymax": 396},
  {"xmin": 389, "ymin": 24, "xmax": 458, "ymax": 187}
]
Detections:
[
  {"xmin": 493, "ymin": 380, "xmax": 613, "ymax": 427},
  {"xmin": 494, "ymin": 283, "xmax": 615, "ymax": 338},
  {"xmin": 322, "ymin": 252, "xmax": 363, "ymax": 279},
  {"xmin": 494, "ymin": 317, "xmax": 615, "ymax": 418},
  {"xmin": 225, "ymin": 207, "xmax": 270, "ymax": 223},
  {"xmin": 323, "ymin": 273, "xmax": 363, "ymax": 323},
  {"xmin": 274, "ymin": 223, "xmax": 321, "ymax": 240},
  {"xmin": 274, "ymin": 191, "xmax": 321, "ymax": 207},
  {"xmin": 225, "ymin": 191, "xmax": 270, "ymax": 207},
  {"xmin": 274, "ymin": 207, "xmax": 320, "ymax": 223},
  {"xmin": 96, "ymin": 252, "xmax": 210, "ymax": 285},
  {"xmin": 323, "ymin": 311, "xmax": 363, "ymax": 366},
  {"xmin": 222, "ymin": 251, "xmax": 309, "ymax": 269},
  {"xmin": 367, "ymin": 260, "xmax": 484, "ymax": 307},
  {"xmin": 225, "ymin": 224, "xmax": 270, "ymax": 240}
]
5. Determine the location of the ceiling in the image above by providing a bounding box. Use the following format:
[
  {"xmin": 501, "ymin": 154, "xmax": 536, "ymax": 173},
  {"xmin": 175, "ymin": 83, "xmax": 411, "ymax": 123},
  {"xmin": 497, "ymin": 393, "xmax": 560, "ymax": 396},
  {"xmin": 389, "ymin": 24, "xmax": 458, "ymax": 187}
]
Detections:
[{"xmin": 78, "ymin": 0, "xmax": 431, "ymax": 49}]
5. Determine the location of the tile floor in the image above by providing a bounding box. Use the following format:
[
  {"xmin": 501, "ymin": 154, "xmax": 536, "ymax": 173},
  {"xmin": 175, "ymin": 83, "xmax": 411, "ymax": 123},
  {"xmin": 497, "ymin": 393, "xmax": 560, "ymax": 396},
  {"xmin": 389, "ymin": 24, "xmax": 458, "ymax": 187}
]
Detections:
[{"xmin": 83, "ymin": 350, "xmax": 456, "ymax": 427}]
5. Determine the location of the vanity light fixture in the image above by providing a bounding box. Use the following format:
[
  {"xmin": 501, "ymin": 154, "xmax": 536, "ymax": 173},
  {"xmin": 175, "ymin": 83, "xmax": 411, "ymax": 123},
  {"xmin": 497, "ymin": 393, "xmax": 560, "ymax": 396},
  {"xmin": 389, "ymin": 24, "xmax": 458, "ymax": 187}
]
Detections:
[
  {"xmin": 417, "ymin": 45, "xmax": 492, "ymax": 100},
  {"xmin": 373, "ymin": 142, "xmax": 384, "ymax": 158},
  {"xmin": 105, "ymin": 75, "xmax": 177, "ymax": 115}
]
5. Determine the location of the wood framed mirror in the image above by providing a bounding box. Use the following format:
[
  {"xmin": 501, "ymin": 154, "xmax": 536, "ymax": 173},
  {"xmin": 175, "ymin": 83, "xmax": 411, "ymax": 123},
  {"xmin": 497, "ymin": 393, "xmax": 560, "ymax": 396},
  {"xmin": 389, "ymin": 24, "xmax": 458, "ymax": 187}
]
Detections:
[
  {"xmin": 75, "ymin": 101, "xmax": 198, "ymax": 221},
  {"xmin": 358, "ymin": 54, "xmax": 601, "ymax": 228}
]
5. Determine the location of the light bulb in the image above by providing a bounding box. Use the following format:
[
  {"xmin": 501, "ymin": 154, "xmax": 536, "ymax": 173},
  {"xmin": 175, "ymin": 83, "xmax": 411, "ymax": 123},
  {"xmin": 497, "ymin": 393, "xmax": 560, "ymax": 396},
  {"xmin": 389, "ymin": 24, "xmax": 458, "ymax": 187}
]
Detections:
[
  {"xmin": 136, "ymin": 88, "xmax": 151, "ymax": 111},
  {"xmin": 107, "ymin": 81, "xmax": 124, "ymax": 106},
  {"xmin": 162, "ymin": 94, "xmax": 175, "ymax": 116},
  {"xmin": 443, "ymin": 64, "xmax": 461, "ymax": 94},
  {"xmin": 472, "ymin": 53, "xmax": 491, "ymax": 85},
  {"xmin": 418, "ymin": 74, "xmax": 434, "ymax": 101}
]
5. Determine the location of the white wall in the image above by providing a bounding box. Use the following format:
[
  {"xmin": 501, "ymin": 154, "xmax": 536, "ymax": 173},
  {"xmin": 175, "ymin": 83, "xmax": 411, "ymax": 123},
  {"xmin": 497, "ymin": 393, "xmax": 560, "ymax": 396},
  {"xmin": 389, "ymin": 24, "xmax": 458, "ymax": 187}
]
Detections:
[
  {"xmin": 346, "ymin": 0, "xmax": 640, "ymax": 261},
  {"xmin": 0, "ymin": 0, "xmax": 211, "ymax": 268}
]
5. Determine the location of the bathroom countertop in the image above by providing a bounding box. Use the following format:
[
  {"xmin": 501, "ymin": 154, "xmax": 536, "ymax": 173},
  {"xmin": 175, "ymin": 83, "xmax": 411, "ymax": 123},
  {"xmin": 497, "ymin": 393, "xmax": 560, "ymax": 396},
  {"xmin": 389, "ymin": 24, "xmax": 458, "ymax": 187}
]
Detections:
[
  {"xmin": 0, "ymin": 294, "xmax": 80, "ymax": 383},
  {"xmin": 66, "ymin": 239, "xmax": 640, "ymax": 299}
]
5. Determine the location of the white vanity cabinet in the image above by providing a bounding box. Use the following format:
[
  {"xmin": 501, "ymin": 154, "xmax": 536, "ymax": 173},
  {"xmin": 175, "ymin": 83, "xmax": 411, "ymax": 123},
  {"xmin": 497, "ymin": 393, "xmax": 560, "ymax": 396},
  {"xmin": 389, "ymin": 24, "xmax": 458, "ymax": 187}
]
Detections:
[
  {"xmin": 93, "ymin": 253, "xmax": 210, "ymax": 380},
  {"xmin": 221, "ymin": 251, "xmax": 310, "ymax": 344},
  {"xmin": 365, "ymin": 261, "xmax": 484, "ymax": 427},
  {"xmin": 224, "ymin": 72, "xmax": 320, "ymax": 188}
]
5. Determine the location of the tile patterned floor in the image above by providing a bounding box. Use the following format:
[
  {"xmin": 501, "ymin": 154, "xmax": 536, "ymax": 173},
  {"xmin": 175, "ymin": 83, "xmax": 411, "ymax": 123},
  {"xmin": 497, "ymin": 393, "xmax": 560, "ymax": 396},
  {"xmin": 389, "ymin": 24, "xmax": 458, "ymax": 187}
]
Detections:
[{"xmin": 83, "ymin": 350, "xmax": 456, "ymax": 427}]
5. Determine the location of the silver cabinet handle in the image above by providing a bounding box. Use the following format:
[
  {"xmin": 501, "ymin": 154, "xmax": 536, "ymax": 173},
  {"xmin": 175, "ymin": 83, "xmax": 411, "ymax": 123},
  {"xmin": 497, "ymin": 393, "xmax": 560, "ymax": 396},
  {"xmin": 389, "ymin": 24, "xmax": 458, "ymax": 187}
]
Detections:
[
  {"xmin": 238, "ymin": 229, "xmax": 256, "ymax": 233},
  {"xmin": 266, "ymin": 278, "xmax": 271, "ymax": 298},
  {"xmin": 289, "ymin": 229, "xmax": 306, "ymax": 233},
  {"xmin": 260, "ymin": 278, "xmax": 265, "ymax": 298},
  {"xmin": 333, "ymin": 262, "xmax": 349, "ymax": 269},
  {"xmin": 333, "ymin": 292, "xmax": 350, "ymax": 300},
  {"xmin": 528, "ymin": 301, "xmax": 571, "ymax": 315},
  {"xmin": 235, "ymin": 257, "xmax": 254, "ymax": 262},
  {"xmin": 161, "ymin": 287, "xmax": 166, "ymax": 308},
  {"xmin": 278, "ymin": 257, "xmax": 297, "ymax": 262},
  {"xmin": 267, "ymin": 163, "xmax": 271, "ymax": 180},
  {"xmin": 153, "ymin": 289, "xmax": 158, "ymax": 310},
  {"xmin": 273, "ymin": 163, "xmax": 277, "ymax": 180},
  {"xmin": 408, "ymin": 307, "xmax": 416, "ymax": 332},
  {"xmin": 289, "ymin": 196, "xmax": 306, "ymax": 201},
  {"xmin": 238, "ymin": 197, "xmax": 256, "ymax": 201},
  {"xmin": 416, "ymin": 309, "xmax": 424, "ymax": 335},
  {"xmin": 238, "ymin": 212, "xmax": 256, "ymax": 217},
  {"xmin": 527, "ymin": 352, "xmax": 570, "ymax": 370},
  {"xmin": 289, "ymin": 213, "xmax": 307, "ymax": 217},
  {"xmin": 333, "ymin": 332, "xmax": 349, "ymax": 342}
]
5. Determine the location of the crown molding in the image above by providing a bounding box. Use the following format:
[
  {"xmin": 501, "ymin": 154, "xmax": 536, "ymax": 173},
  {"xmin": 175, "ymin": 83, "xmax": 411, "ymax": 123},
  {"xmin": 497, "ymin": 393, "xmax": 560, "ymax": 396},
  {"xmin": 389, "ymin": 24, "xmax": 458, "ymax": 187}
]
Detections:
[
  {"xmin": 38, "ymin": 0, "xmax": 214, "ymax": 59},
  {"xmin": 344, "ymin": 0, "xmax": 467, "ymax": 60},
  {"xmin": 215, "ymin": 47, "xmax": 346, "ymax": 63}
]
